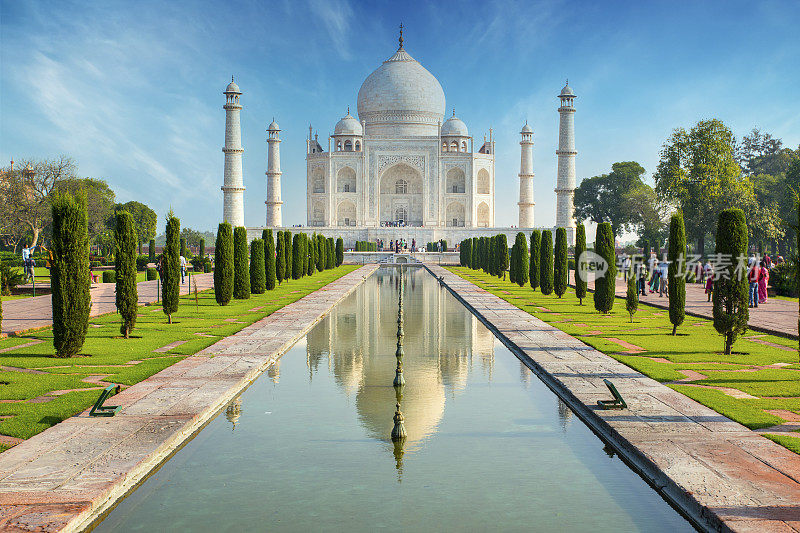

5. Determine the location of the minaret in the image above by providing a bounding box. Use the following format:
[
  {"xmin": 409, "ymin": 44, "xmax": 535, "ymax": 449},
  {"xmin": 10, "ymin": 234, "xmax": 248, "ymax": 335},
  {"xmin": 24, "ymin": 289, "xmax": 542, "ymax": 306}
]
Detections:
[
  {"xmin": 518, "ymin": 122, "xmax": 535, "ymax": 227},
  {"xmin": 222, "ymin": 76, "xmax": 245, "ymax": 227},
  {"xmin": 555, "ymin": 80, "xmax": 577, "ymax": 232},
  {"xmin": 265, "ymin": 119, "xmax": 282, "ymax": 227}
]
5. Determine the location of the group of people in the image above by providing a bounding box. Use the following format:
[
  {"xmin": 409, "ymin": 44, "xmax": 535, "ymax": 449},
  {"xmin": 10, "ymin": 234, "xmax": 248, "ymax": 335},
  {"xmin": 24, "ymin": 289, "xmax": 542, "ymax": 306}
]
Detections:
[
  {"xmin": 621, "ymin": 255, "xmax": 670, "ymax": 298},
  {"xmin": 746, "ymin": 253, "xmax": 773, "ymax": 308},
  {"xmin": 380, "ymin": 220, "xmax": 408, "ymax": 228}
]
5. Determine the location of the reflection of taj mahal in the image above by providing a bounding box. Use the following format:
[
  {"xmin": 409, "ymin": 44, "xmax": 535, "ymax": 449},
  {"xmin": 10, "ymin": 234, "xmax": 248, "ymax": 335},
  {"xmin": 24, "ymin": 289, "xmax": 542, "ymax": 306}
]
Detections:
[{"xmin": 227, "ymin": 28, "xmax": 578, "ymax": 245}]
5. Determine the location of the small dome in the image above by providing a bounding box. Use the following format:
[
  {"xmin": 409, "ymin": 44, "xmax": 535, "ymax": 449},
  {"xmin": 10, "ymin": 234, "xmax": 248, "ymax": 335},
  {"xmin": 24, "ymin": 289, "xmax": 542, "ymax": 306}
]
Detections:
[
  {"xmin": 521, "ymin": 123, "xmax": 533, "ymax": 133},
  {"xmin": 268, "ymin": 120, "xmax": 280, "ymax": 131},
  {"xmin": 441, "ymin": 114, "xmax": 468, "ymax": 137},
  {"xmin": 560, "ymin": 82, "xmax": 574, "ymax": 97},
  {"xmin": 225, "ymin": 76, "xmax": 241, "ymax": 94},
  {"xmin": 334, "ymin": 112, "xmax": 363, "ymax": 136}
]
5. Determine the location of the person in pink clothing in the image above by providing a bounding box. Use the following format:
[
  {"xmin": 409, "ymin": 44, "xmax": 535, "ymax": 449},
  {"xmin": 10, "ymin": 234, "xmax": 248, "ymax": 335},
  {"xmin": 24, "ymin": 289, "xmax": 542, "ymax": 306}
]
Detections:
[{"xmin": 758, "ymin": 259, "xmax": 769, "ymax": 304}]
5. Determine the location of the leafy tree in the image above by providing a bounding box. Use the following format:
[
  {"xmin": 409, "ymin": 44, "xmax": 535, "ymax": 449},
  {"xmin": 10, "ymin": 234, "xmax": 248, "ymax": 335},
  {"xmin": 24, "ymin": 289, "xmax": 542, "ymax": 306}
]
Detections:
[
  {"xmin": 114, "ymin": 211, "xmax": 138, "ymax": 338},
  {"xmin": 713, "ymin": 209, "xmax": 749, "ymax": 355},
  {"xmin": 626, "ymin": 275, "xmax": 638, "ymax": 322},
  {"xmin": 250, "ymin": 238, "xmax": 266, "ymax": 294},
  {"xmin": 655, "ymin": 119, "xmax": 754, "ymax": 257},
  {"xmin": 233, "ymin": 226, "xmax": 250, "ymax": 298},
  {"xmin": 514, "ymin": 232, "xmax": 528, "ymax": 287},
  {"xmin": 554, "ymin": 227, "xmax": 568, "ymax": 298},
  {"xmin": 162, "ymin": 211, "xmax": 180, "ymax": 322},
  {"xmin": 275, "ymin": 230, "xmax": 285, "ymax": 285},
  {"xmin": 529, "ymin": 231, "xmax": 541, "ymax": 291},
  {"xmin": 284, "ymin": 231, "xmax": 293, "ymax": 281},
  {"xmin": 574, "ymin": 162, "xmax": 649, "ymax": 237},
  {"xmin": 574, "ymin": 224, "xmax": 587, "ymax": 305},
  {"xmin": 540, "ymin": 230, "xmax": 554, "ymax": 295},
  {"xmin": 115, "ymin": 200, "xmax": 156, "ymax": 254},
  {"xmin": 593, "ymin": 223, "xmax": 616, "ymax": 313},
  {"xmin": 50, "ymin": 191, "xmax": 90, "ymax": 357},
  {"xmin": 264, "ymin": 229, "xmax": 276, "ymax": 290},
  {"xmin": 55, "ymin": 177, "xmax": 115, "ymax": 244},
  {"xmin": 668, "ymin": 212, "xmax": 686, "ymax": 335},
  {"xmin": 336, "ymin": 237, "xmax": 344, "ymax": 266},
  {"xmin": 214, "ymin": 222, "xmax": 234, "ymax": 304},
  {"xmin": 292, "ymin": 234, "xmax": 303, "ymax": 279}
]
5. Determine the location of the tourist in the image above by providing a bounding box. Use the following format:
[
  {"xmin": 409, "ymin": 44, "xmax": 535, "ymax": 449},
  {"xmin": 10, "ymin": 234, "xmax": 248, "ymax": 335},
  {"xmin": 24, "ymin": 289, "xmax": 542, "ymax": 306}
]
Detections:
[
  {"xmin": 411, "ymin": 238, "xmax": 416, "ymax": 252},
  {"xmin": 704, "ymin": 263, "xmax": 714, "ymax": 302},
  {"xmin": 758, "ymin": 259, "xmax": 769, "ymax": 304},
  {"xmin": 180, "ymin": 254, "xmax": 187, "ymax": 284},
  {"xmin": 747, "ymin": 261, "xmax": 759, "ymax": 308},
  {"xmin": 622, "ymin": 254, "xmax": 631, "ymax": 281},
  {"xmin": 637, "ymin": 264, "xmax": 647, "ymax": 296},
  {"xmin": 648, "ymin": 265, "xmax": 659, "ymax": 294},
  {"xmin": 658, "ymin": 258, "xmax": 668, "ymax": 297}
]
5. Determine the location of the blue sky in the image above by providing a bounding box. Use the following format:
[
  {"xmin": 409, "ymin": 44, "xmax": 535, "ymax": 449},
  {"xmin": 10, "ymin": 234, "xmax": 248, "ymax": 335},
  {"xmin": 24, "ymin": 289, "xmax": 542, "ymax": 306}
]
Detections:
[{"xmin": 2, "ymin": 0, "xmax": 798, "ymax": 234}]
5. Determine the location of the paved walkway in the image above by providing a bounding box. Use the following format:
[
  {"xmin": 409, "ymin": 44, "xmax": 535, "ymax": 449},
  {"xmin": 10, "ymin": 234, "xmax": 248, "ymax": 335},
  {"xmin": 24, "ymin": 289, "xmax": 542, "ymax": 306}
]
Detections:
[
  {"xmin": 1, "ymin": 273, "xmax": 214, "ymax": 336},
  {"xmin": 0, "ymin": 265, "xmax": 377, "ymax": 532},
  {"xmin": 431, "ymin": 264, "xmax": 800, "ymax": 532},
  {"xmin": 580, "ymin": 272, "xmax": 798, "ymax": 339}
]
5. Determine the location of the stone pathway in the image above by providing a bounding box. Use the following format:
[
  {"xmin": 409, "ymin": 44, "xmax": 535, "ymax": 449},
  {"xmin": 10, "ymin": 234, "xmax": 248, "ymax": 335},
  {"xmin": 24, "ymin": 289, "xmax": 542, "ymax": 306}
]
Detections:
[
  {"xmin": 0, "ymin": 265, "xmax": 377, "ymax": 532},
  {"xmin": 581, "ymin": 272, "xmax": 798, "ymax": 339},
  {"xmin": 430, "ymin": 264, "xmax": 800, "ymax": 532},
  {"xmin": 1, "ymin": 273, "xmax": 214, "ymax": 337}
]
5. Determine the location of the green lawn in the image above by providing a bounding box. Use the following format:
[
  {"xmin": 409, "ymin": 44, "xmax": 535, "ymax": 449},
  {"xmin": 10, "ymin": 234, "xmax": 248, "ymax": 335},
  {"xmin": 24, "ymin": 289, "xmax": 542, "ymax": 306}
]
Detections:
[
  {"xmin": 0, "ymin": 266, "xmax": 357, "ymax": 446},
  {"xmin": 446, "ymin": 266, "xmax": 800, "ymax": 454}
]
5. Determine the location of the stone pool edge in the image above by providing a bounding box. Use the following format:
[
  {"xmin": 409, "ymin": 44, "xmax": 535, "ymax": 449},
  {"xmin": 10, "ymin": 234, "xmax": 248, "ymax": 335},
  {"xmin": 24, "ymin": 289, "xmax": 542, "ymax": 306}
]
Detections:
[
  {"xmin": 0, "ymin": 264, "xmax": 379, "ymax": 533},
  {"xmin": 424, "ymin": 263, "xmax": 800, "ymax": 533}
]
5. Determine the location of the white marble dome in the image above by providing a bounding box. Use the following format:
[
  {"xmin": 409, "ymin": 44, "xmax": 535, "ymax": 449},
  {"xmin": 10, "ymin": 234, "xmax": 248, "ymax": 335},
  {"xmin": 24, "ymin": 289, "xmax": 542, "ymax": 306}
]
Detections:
[
  {"xmin": 225, "ymin": 77, "xmax": 241, "ymax": 94},
  {"xmin": 268, "ymin": 120, "xmax": 280, "ymax": 131},
  {"xmin": 441, "ymin": 114, "xmax": 468, "ymax": 137},
  {"xmin": 560, "ymin": 83, "xmax": 574, "ymax": 96},
  {"xmin": 334, "ymin": 112, "xmax": 363, "ymax": 136},
  {"xmin": 521, "ymin": 123, "xmax": 533, "ymax": 133},
  {"xmin": 356, "ymin": 46, "xmax": 445, "ymax": 129}
]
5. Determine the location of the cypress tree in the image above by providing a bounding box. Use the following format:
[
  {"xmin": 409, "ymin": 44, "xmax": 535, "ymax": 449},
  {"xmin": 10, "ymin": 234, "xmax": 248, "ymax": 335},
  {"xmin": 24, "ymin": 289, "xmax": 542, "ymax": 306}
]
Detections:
[
  {"xmin": 292, "ymin": 233, "xmax": 303, "ymax": 280},
  {"xmin": 712, "ymin": 209, "xmax": 749, "ymax": 355},
  {"xmin": 593, "ymin": 222, "xmax": 617, "ymax": 313},
  {"xmin": 554, "ymin": 227, "xmax": 568, "ymax": 298},
  {"xmin": 626, "ymin": 275, "xmax": 638, "ymax": 322},
  {"xmin": 199, "ymin": 238, "xmax": 205, "ymax": 258},
  {"xmin": 275, "ymin": 230, "xmax": 285, "ymax": 285},
  {"xmin": 498, "ymin": 234, "xmax": 509, "ymax": 279},
  {"xmin": 540, "ymin": 230, "xmax": 554, "ymax": 295},
  {"xmin": 307, "ymin": 234, "xmax": 316, "ymax": 276},
  {"xmin": 668, "ymin": 212, "xmax": 686, "ymax": 335},
  {"xmin": 284, "ymin": 230, "xmax": 292, "ymax": 281},
  {"xmin": 250, "ymin": 238, "xmax": 266, "ymax": 294},
  {"xmin": 180, "ymin": 237, "xmax": 188, "ymax": 258},
  {"xmin": 574, "ymin": 224, "xmax": 587, "ymax": 305},
  {"xmin": 530, "ymin": 230, "xmax": 540, "ymax": 291},
  {"xmin": 162, "ymin": 211, "xmax": 180, "ymax": 322},
  {"xmin": 509, "ymin": 241, "xmax": 517, "ymax": 283},
  {"xmin": 327, "ymin": 237, "xmax": 335, "ymax": 269},
  {"xmin": 265, "ymin": 229, "xmax": 276, "ymax": 290},
  {"xmin": 214, "ymin": 222, "xmax": 234, "ymax": 304},
  {"xmin": 514, "ymin": 232, "xmax": 529, "ymax": 287},
  {"xmin": 233, "ymin": 226, "xmax": 250, "ymax": 299},
  {"xmin": 149, "ymin": 239, "xmax": 156, "ymax": 263},
  {"xmin": 488, "ymin": 236, "xmax": 497, "ymax": 275},
  {"xmin": 50, "ymin": 191, "xmax": 90, "ymax": 357},
  {"xmin": 336, "ymin": 237, "xmax": 344, "ymax": 266},
  {"xmin": 114, "ymin": 211, "xmax": 138, "ymax": 338}
]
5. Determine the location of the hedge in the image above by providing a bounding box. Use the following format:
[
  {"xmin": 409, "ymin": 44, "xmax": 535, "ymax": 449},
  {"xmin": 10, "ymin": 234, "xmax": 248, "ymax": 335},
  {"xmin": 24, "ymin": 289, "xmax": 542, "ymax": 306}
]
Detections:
[
  {"xmin": 114, "ymin": 210, "xmax": 138, "ymax": 338},
  {"xmin": 233, "ymin": 226, "xmax": 251, "ymax": 299},
  {"xmin": 146, "ymin": 267, "xmax": 158, "ymax": 281},
  {"xmin": 214, "ymin": 222, "xmax": 234, "ymax": 305},
  {"xmin": 102, "ymin": 270, "xmax": 115, "ymax": 284},
  {"xmin": 162, "ymin": 212, "xmax": 181, "ymax": 322},
  {"xmin": 539, "ymin": 230, "xmax": 553, "ymax": 295},
  {"xmin": 249, "ymin": 238, "xmax": 266, "ymax": 294}
]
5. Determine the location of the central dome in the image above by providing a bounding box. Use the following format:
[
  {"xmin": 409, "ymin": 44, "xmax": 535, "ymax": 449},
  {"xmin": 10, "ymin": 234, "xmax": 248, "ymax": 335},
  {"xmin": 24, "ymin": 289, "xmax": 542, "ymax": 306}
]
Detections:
[{"xmin": 357, "ymin": 45, "xmax": 445, "ymax": 135}]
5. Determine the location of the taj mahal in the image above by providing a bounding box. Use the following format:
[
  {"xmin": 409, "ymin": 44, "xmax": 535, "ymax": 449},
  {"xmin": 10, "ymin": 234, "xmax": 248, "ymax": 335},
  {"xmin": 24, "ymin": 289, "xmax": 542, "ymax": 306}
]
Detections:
[{"xmin": 223, "ymin": 29, "xmax": 578, "ymax": 246}]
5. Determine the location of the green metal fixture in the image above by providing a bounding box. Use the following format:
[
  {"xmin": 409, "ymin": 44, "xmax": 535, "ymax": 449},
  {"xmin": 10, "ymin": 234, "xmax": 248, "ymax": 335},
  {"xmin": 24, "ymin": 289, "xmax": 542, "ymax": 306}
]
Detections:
[
  {"xmin": 89, "ymin": 384, "xmax": 122, "ymax": 417},
  {"xmin": 597, "ymin": 379, "xmax": 627, "ymax": 410}
]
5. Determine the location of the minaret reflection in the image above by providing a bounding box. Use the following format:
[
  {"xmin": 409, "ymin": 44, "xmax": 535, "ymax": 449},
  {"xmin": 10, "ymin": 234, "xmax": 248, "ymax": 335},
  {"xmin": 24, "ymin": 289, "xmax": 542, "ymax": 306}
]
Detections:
[
  {"xmin": 305, "ymin": 267, "xmax": 495, "ymax": 460},
  {"xmin": 225, "ymin": 397, "xmax": 242, "ymax": 431}
]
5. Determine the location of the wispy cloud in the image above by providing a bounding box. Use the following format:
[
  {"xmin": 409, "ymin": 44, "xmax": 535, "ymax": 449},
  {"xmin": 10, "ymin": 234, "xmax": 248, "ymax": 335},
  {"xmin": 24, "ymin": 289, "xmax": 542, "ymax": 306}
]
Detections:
[{"xmin": 307, "ymin": 0, "xmax": 354, "ymax": 60}]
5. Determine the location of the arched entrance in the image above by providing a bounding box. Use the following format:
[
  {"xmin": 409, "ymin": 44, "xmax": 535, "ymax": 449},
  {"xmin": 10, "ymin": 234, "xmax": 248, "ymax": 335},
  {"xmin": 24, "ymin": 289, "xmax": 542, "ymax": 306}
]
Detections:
[{"xmin": 379, "ymin": 163, "xmax": 423, "ymax": 226}]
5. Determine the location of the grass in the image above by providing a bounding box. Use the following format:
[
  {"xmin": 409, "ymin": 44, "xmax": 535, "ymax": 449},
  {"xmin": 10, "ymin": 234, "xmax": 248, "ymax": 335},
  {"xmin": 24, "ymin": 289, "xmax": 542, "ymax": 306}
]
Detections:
[
  {"xmin": 0, "ymin": 266, "xmax": 357, "ymax": 446},
  {"xmin": 446, "ymin": 266, "xmax": 800, "ymax": 454},
  {"xmin": 764, "ymin": 433, "xmax": 800, "ymax": 454},
  {"xmin": 774, "ymin": 295, "xmax": 799, "ymax": 302}
]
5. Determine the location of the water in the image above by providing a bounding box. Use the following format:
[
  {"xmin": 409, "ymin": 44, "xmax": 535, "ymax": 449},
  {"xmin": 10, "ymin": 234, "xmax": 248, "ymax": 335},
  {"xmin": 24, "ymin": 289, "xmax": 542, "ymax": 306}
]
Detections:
[{"xmin": 95, "ymin": 267, "xmax": 691, "ymax": 532}]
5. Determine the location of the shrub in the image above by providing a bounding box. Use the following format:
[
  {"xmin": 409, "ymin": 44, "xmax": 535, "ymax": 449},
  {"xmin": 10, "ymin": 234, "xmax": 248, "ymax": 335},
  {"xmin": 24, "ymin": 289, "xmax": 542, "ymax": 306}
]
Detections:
[
  {"xmin": 204, "ymin": 262, "xmax": 211, "ymax": 273},
  {"xmin": 470, "ymin": 237, "xmax": 477, "ymax": 269},
  {"xmin": 0, "ymin": 261, "xmax": 25, "ymax": 294},
  {"xmin": 265, "ymin": 229, "xmax": 277, "ymax": 290},
  {"xmin": 441, "ymin": 239, "xmax": 448, "ymax": 252},
  {"xmin": 249, "ymin": 238, "xmax": 266, "ymax": 294},
  {"xmin": 514, "ymin": 232, "xmax": 528, "ymax": 287},
  {"xmin": 593, "ymin": 222, "xmax": 616, "ymax": 313},
  {"xmin": 574, "ymin": 224, "xmax": 587, "ymax": 305},
  {"xmin": 147, "ymin": 267, "xmax": 158, "ymax": 281},
  {"xmin": 149, "ymin": 239, "xmax": 156, "ymax": 263},
  {"xmin": 50, "ymin": 191, "xmax": 90, "ymax": 357},
  {"xmin": 233, "ymin": 226, "xmax": 250, "ymax": 299},
  {"xmin": 214, "ymin": 222, "xmax": 234, "ymax": 305},
  {"xmin": 284, "ymin": 231, "xmax": 293, "ymax": 281},
  {"xmin": 114, "ymin": 211, "xmax": 138, "ymax": 338},
  {"xmin": 713, "ymin": 209, "xmax": 749, "ymax": 355},
  {"xmin": 327, "ymin": 237, "xmax": 335, "ymax": 269},
  {"xmin": 180, "ymin": 237, "xmax": 188, "ymax": 258},
  {"xmin": 102, "ymin": 270, "xmax": 115, "ymax": 283},
  {"xmin": 275, "ymin": 231, "xmax": 285, "ymax": 285},
  {"xmin": 554, "ymin": 227, "xmax": 568, "ymax": 298},
  {"xmin": 539, "ymin": 230, "xmax": 553, "ymax": 295},
  {"xmin": 668, "ymin": 212, "xmax": 686, "ymax": 335},
  {"xmin": 626, "ymin": 275, "xmax": 638, "ymax": 322},
  {"xmin": 530, "ymin": 230, "xmax": 540, "ymax": 291},
  {"xmin": 162, "ymin": 211, "xmax": 181, "ymax": 322},
  {"xmin": 307, "ymin": 234, "xmax": 316, "ymax": 276},
  {"xmin": 292, "ymin": 234, "xmax": 303, "ymax": 280},
  {"xmin": 336, "ymin": 237, "xmax": 344, "ymax": 266},
  {"xmin": 771, "ymin": 263, "xmax": 797, "ymax": 296},
  {"xmin": 90, "ymin": 260, "xmax": 101, "ymax": 268}
]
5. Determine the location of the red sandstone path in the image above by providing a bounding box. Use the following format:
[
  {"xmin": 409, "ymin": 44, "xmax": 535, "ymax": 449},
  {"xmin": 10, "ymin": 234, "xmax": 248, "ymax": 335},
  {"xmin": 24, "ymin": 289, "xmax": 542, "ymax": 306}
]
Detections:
[
  {"xmin": 1, "ymin": 273, "xmax": 214, "ymax": 336},
  {"xmin": 578, "ymin": 272, "xmax": 798, "ymax": 338}
]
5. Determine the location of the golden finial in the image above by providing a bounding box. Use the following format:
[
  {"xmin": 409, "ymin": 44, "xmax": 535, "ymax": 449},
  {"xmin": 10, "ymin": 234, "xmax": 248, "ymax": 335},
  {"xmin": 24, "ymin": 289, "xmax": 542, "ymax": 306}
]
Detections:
[{"xmin": 399, "ymin": 23, "xmax": 404, "ymax": 48}]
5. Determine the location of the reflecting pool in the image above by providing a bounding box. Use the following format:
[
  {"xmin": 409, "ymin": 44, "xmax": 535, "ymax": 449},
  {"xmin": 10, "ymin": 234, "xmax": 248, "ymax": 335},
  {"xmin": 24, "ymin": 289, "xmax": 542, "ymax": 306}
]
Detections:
[{"xmin": 95, "ymin": 267, "xmax": 691, "ymax": 532}]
